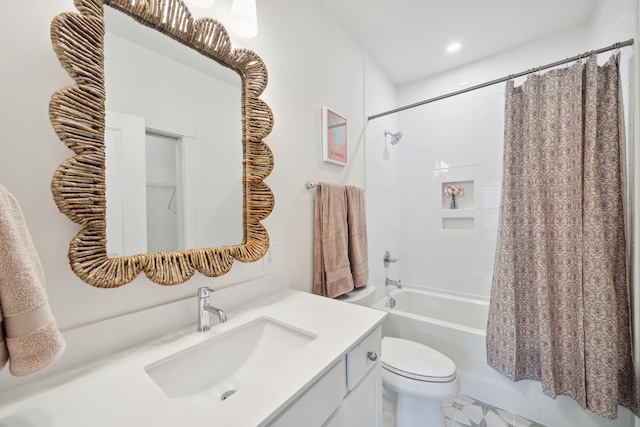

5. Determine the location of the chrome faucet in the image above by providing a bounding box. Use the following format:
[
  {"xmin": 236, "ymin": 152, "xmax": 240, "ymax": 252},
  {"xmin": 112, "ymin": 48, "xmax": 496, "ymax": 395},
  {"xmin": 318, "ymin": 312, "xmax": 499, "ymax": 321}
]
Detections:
[
  {"xmin": 385, "ymin": 278, "xmax": 402, "ymax": 289},
  {"xmin": 197, "ymin": 287, "xmax": 227, "ymax": 332}
]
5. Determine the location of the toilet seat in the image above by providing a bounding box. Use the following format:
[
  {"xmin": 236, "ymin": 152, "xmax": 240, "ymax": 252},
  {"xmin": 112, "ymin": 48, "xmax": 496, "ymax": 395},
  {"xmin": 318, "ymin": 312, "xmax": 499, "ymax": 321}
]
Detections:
[{"xmin": 382, "ymin": 337, "xmax": 457, "ymax": 383}]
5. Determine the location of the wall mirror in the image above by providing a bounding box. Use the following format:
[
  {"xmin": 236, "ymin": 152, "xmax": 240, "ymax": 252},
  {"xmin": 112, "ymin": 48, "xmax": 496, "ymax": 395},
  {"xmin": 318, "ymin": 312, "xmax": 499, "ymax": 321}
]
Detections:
[{"xmin": 50, "ymin": 0, "xmax": 274, "ymax": 287}]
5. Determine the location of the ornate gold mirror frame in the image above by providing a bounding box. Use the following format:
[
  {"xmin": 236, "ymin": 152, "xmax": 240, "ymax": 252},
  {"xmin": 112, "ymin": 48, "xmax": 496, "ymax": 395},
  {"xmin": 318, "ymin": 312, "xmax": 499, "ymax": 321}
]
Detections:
[{"xmin": 50, "ymin": 0, "xmax": 274, "ymax": 287}]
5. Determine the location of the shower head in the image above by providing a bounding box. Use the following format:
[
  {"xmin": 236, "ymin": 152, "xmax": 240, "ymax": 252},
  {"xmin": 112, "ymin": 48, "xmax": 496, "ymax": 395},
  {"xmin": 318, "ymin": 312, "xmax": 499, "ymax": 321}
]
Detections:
[{"xmin": 385, "ymin": 131, "xmax": 403, "ymax": 145}]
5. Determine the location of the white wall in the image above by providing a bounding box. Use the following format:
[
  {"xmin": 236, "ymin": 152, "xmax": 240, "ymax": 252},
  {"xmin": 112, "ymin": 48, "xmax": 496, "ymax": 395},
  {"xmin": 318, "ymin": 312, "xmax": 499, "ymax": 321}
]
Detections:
[{"xmin": 0, "ymin": 0, "xmax": 366, "ymax": 389}]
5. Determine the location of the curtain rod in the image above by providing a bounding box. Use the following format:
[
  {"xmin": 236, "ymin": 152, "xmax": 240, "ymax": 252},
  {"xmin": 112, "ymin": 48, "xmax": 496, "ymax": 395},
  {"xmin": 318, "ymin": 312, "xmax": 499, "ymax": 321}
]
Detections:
[{"xmin": 368, "ymin": 38, "xmax": 634, "ymax": 121}]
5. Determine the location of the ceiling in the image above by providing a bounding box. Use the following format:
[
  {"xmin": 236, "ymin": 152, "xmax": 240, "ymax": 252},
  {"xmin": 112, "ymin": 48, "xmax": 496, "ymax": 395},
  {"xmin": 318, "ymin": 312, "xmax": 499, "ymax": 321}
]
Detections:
[{"xmin": 319, "ymin": 0, "xmax": 598, "ymax": 85}]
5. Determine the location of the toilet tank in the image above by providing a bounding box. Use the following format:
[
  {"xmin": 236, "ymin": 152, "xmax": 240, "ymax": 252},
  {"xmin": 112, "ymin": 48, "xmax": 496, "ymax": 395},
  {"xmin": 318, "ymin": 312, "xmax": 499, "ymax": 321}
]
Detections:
[{"xmin": 335, "ymin": 285, "xmax": 376, "ymax": 307}]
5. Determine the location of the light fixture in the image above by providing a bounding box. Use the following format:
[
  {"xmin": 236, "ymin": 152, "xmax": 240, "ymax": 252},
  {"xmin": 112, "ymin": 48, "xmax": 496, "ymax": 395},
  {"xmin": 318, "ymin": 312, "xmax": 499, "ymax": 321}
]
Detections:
[
  {"xmin": 230, "ymin": 0, "xmax": 258, "ymax": 38},
  {"xmin": 186, "ymin": 0, "xmax": 215, "ymax": 8},
  {"xmin": 447, "ymin": 42, "xmax": 461, "ymax": 53}
]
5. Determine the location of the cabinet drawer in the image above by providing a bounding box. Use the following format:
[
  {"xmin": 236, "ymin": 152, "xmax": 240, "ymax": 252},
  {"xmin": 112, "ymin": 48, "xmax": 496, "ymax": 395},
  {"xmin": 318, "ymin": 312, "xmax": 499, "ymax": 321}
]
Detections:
[{"xmin": 346, "ymin": 326, "xmax": 381, "ymax": 391}]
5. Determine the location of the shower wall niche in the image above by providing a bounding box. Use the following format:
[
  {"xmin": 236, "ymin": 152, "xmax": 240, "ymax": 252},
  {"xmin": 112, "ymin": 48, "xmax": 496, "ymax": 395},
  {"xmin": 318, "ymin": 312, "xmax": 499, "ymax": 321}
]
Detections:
[
  {"xmin": 442, "ymin": 180, "xmax": 474, "ymax": 230},
  {"xmin": 441, "ymin": 180, "xmax": 474, "ymax": 209}
]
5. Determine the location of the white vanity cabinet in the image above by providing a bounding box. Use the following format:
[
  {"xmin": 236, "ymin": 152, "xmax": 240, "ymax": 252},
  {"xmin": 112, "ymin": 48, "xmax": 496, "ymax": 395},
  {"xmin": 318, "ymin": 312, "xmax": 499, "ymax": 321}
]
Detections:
[{"xmin": 268, "ymin": 326, "xmax": 383, "ymax": 427}]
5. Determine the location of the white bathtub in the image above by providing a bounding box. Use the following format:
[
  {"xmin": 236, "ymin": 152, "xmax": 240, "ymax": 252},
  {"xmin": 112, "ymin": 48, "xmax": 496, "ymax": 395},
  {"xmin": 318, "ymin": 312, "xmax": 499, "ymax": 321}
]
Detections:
[
  {"xmin": 374, "ymin": 285, "xmax": 635, "ymax": 427},
  {"xmin": 376, "ymin": 286, "xmax": 488, "ymax": 333}
]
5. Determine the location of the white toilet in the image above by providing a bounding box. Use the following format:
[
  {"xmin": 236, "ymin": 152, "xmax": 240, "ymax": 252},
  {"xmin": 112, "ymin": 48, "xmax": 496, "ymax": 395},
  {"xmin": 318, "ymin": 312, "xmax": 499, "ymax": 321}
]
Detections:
[
  {"xmin": 381, "ymin": 337, "xmax": 460, "ymax": 427},
  {"xmin": 338, "ymin": 285, "xmax": 460, "ymax": 427}
]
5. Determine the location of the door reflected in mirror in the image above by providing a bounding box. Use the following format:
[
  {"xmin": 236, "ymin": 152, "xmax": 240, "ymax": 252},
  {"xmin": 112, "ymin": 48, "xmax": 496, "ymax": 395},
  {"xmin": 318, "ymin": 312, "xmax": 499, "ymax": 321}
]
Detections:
[
  {"xmin": 104, "ymin": 6, "xmax": 243, "ymax": 257},
  {"xmin": 145, "ymin": 132, "xmax": 180, "ymax": 254}
]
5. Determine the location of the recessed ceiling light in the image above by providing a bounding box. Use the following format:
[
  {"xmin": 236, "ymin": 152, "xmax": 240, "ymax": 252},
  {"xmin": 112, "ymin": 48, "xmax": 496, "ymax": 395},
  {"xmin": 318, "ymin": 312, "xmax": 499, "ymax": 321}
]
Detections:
[
  {"xmin": 447, "ymin": 43, "xmax": 461, "ymax": 53},
  {"xmin": 460, "ymin": 80, "xmax": 470, "ymax": 85}
]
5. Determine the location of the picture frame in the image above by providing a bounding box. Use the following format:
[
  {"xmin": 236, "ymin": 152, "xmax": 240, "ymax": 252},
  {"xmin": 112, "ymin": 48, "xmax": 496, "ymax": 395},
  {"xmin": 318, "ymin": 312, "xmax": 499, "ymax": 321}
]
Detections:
[{"xmin": 322, "ymin": 107, "xmax": 348, "ymax": 166}]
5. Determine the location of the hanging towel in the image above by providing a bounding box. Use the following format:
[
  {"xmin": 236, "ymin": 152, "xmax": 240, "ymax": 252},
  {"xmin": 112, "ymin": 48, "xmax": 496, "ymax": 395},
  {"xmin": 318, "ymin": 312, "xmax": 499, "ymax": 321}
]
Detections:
[
  {"xmin": 0, "ymin": 184, "xmax": 65, "ymax": 377},
  {"xmin": 313, "ymin": 182, "xmax": 355, "ymax": 298},
  {"xmin": 345, "ymin": 185, "xmax": 368, "ymax": 288}
]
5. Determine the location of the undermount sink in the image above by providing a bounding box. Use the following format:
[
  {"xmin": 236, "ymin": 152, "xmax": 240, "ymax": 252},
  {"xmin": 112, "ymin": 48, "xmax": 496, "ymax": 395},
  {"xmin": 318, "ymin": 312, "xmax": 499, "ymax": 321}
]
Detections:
[{"xmin": 144, "ymin": 317, "xmax": 316, "ymax": 401}]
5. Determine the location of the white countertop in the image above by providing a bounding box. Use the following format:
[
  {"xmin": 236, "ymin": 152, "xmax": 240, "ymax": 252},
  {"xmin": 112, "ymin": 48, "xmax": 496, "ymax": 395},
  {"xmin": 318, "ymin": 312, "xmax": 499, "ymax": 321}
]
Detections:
[{"xmin": 0, "ymin": 290, "xmax": 386, "ymax": 427}]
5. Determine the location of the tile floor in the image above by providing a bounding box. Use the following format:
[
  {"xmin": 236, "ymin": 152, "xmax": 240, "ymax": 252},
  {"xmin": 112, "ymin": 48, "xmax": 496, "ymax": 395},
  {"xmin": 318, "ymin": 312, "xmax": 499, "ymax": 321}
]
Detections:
[{"xmin": 442, "ymin": 394, "xmax": 548, "ymax": 427}]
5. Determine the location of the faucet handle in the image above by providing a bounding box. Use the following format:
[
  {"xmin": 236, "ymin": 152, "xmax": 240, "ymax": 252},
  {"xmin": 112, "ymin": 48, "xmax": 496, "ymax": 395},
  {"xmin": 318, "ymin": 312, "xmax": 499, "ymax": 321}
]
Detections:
[
  {"xmin": 383, "ymin": 251, "xmax": 399, "ymax": 267},
  {"xmin": 198, "ymin": 287, "xmax": 213, "ymax": 298}
]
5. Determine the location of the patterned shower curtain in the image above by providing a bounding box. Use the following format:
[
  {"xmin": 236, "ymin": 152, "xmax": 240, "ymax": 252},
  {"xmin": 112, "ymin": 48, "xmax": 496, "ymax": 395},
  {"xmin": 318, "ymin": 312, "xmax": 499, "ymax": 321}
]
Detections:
[{"xmin": 486, "ymin": 54, "xmax": 639, "ymax": 419}]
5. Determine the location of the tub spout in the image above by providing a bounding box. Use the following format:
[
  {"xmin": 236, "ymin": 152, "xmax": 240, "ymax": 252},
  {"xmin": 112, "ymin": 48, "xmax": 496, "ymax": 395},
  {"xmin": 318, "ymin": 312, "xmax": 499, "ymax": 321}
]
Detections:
[{"xmin": 385, "ymin": 278, "xmax": 402, "ymax": 289}]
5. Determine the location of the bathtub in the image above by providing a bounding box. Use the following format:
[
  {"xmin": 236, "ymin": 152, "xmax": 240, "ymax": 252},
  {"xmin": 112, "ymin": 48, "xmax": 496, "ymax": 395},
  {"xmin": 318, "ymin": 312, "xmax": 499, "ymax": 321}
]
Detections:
[
  {"xmin": 374, "ymin": 285, "xmax": 635, "ymax": 427},
  {"xmin": 376, "ymin": 285, "xmax": 489, "ymax": 333}
]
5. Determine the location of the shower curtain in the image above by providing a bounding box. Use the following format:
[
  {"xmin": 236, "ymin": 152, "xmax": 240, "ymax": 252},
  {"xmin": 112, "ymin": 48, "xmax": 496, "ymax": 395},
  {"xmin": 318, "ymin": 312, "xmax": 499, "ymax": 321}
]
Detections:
[{"xmin": 486, "ymin": 54, "xmax": 639, "ymax": 419}]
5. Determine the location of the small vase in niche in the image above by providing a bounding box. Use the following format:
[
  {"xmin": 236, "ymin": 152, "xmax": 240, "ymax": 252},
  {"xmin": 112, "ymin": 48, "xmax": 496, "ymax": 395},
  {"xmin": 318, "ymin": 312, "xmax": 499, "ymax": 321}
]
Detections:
[{"xmin": 444, "ymin": 184, "xmax": 463, "ymax": 209}]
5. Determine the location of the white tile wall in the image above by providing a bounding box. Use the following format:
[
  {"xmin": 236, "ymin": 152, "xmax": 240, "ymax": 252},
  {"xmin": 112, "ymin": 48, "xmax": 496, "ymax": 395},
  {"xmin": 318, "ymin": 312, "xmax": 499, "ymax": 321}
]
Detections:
[{"xmin": 382, "ymin": 82, "xmax": 505, "ymax": 297}]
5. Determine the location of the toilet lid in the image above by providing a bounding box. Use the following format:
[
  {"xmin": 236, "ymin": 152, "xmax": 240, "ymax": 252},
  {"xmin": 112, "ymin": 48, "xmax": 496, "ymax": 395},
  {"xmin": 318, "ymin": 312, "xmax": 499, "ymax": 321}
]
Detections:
[
  {"xmin": 381, "ymin": 337, "xmax": 457, "ymax": 383},
  {"xmin": 335, "ymin": 284, "xmax": 375, "ymax": 303}
]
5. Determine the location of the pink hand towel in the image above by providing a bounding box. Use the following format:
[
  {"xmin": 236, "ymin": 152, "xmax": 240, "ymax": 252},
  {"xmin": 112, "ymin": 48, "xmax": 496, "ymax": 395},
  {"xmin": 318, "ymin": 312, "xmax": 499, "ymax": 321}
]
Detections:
[
  {"xmin": 345, "ymin": 185, "xmax": 368, "ymax": 288},
  {"xmin": 0, "ymin": 184, "xmax": 66, "ymax": 377},
  {"xmin": 313, "ymin": 182, "xmax": 355, "ymax": 298}
]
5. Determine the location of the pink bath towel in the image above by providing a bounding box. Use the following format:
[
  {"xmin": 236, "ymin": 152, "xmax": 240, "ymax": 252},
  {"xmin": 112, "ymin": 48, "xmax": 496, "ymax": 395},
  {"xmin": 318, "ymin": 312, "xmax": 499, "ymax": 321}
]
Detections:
[
  {"xmin": 345, "ymin": 185, "xmax": 368, "ymax": 288},
  {"xmin": 313, "ymin": 182, "xmax": 355, "ymax": 298},
  {"xmin": 0, "ymin": 184, "xmax": 65, "ymax": 377}
]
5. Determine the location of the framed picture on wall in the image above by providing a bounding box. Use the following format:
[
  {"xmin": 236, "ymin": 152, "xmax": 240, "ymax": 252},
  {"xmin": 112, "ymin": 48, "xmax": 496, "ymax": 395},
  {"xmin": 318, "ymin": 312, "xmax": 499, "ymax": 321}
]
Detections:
[{"xmin": 322, "ymin": 107, "xmax": 348, "ymax": 166}]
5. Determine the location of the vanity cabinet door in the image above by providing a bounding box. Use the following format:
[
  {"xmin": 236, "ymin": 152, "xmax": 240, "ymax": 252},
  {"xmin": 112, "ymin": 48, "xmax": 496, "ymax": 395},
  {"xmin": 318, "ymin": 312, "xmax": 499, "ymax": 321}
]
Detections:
[
  {"xmin": 322, "ymin": 363, "xmax": 382, "ymax": 427},
  {"xmin": 323, "ymin": 326, "xmax": 383, "ymax": 427}
]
